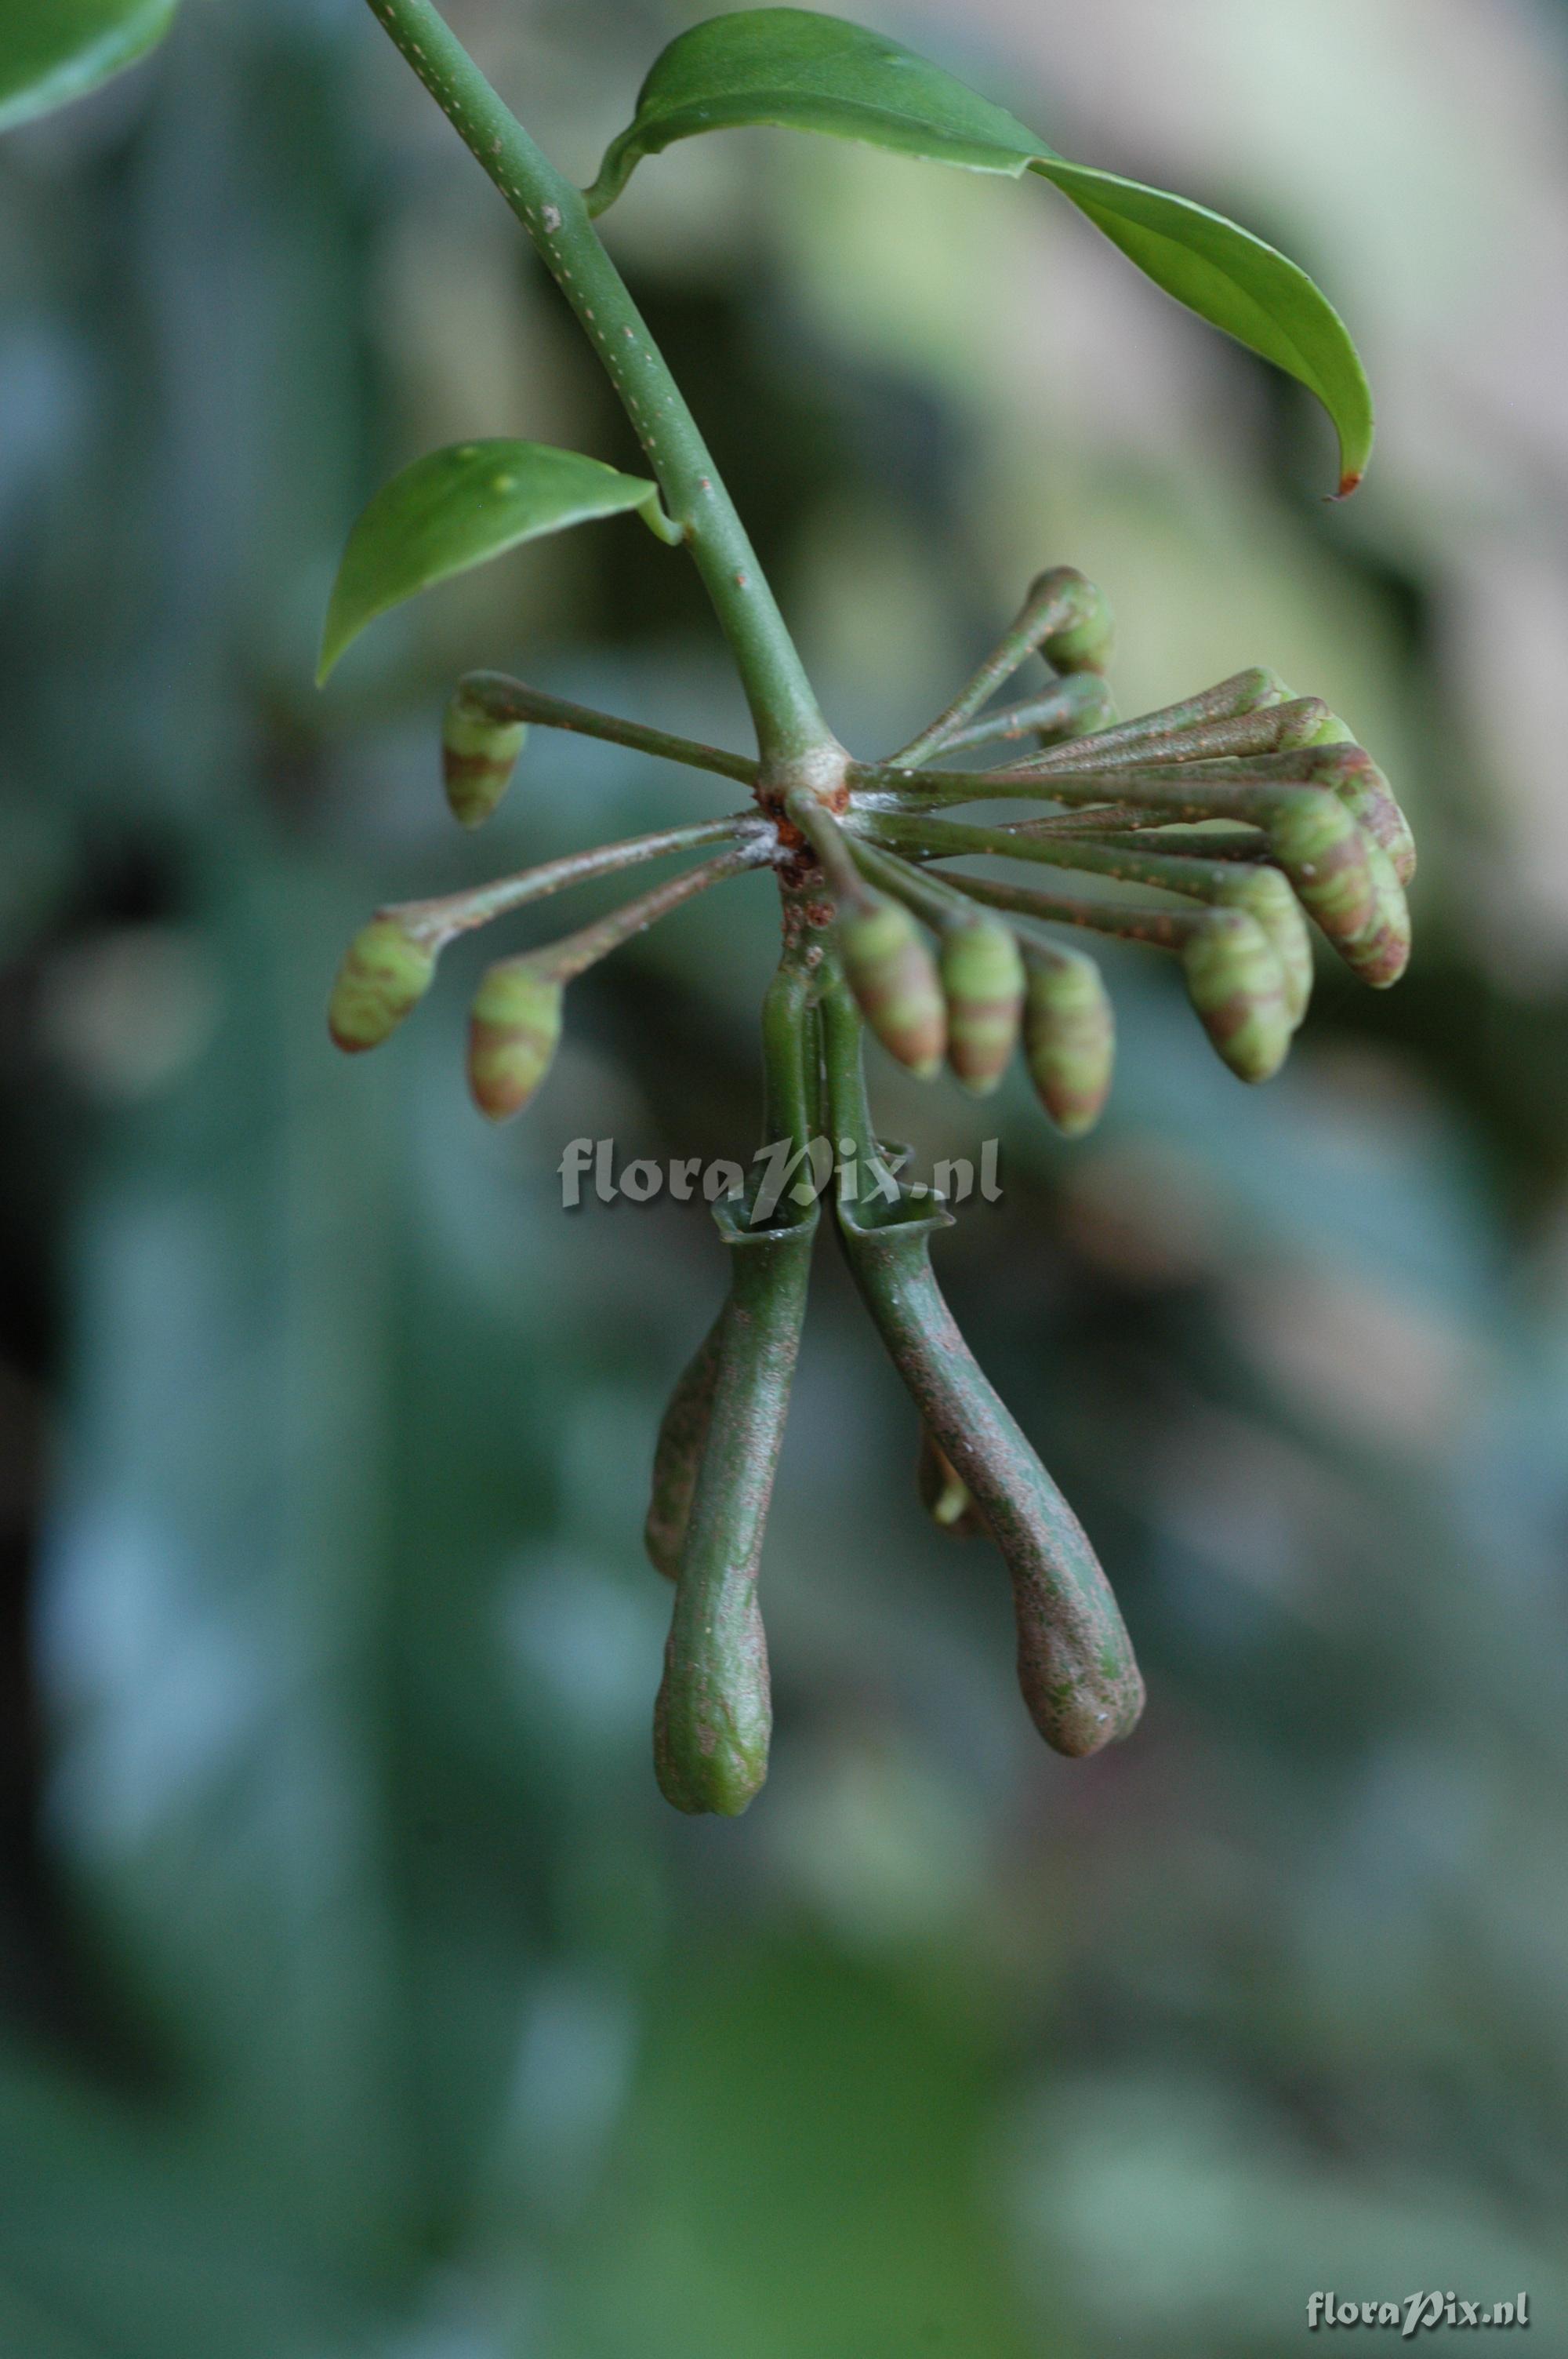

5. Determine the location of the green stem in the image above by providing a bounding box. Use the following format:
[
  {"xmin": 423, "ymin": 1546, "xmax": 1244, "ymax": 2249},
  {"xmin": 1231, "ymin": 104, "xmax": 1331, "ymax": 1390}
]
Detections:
[
  {"xmin": 654, "ymin": 1195, "xmax": 817, "ymax": 1814},
  {"xmin": 644, "ymin": 1318, "xmax": 725, "ymax": 1583},
  {"xmin": 1022, "ymin": 671, "xmax": 1312, "ymax": 773},
  {"xmin": 924, "ymin": 870, "xmax": 1198, "ymax": 951},
  {"xmin": 854, "ymin": 760, "xmax": 1313, "ymax": 823},
  {"xmin": 852, "ymin": 830, "xmax": 1196, "ymax": 951},
  {"xmin": 849, "ymin": 780, "xmax": 1163, "ymax": 832},
  {"xmin": 1083, "ymin": 824, "xmax": 1269, "ymax": 860},
  {"xmin": 833, "ymin": 1186, "xmax": 1144, "ymax": 1757},
  {"xmin": 841, "ymin": 834, "xmax": 978, "ymax": 936},
  {"xmin": 862, "ymin": 810, "xmax": 1234, "ymax": 886},
  {"xmin": 532, "ymin": 848, "xmax": 753, "ymax": 982},
  {"xmin": 362, "ymin": 0, "xmax": 835, "ymax": 776},
  {"xmin": 456, "ymin": 671, "xmax": 759, "ymax": 787},
  {"xmin": 387, "ymin": 814, "xmax": 766, "ymax": 946},
  {"xmin": 818, "ymin": 962, "xmax": 899, "ymax": 1203},
  {"xmin": 761, "ymin": 954, "xmax": 815, "ymax": 1159},
  {"xmin": 985, "ymin": 830, "xmax": 1269, "ymax": 902},
  {"xmin": 644, "ymin": 943, "xmax": 824, "ymax": 1596},
  {"xmin": 890, "ymin": 571, "xmax": 1105, "ymax": 767},
  {"xmin": 851, "ymin": 758, "xmax": 1143, "ymax": 807},
  {"xmin": 931, "ymin": 674, "xmax": 1113, "ymax": 756}
]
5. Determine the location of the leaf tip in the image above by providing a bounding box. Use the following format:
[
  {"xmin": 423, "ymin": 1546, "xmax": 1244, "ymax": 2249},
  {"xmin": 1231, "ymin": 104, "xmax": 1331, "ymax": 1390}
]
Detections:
[
  {"xmin": 1332, "ymin": 467, "xmax": 1366, "ymax": 502},
  {"xmin": 315, "ymin": 608, "xmax": 348, "ymax": 687}
]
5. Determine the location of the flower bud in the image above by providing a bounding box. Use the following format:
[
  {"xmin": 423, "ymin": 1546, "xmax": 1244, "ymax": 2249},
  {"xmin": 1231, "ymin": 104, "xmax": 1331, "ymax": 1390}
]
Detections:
[
  {"xmin": 940, "ymin": 918, "xmax": 1025, "ymax": 1096},
  {"xmin": 917, "ymin": 1425, "xmax": 985, "ymax": 1539},
  {"xmin": 1336, "ymin": 834, "xmax": 1411, "ymax": 988},
  {"xmin": 1027, "ymin": 564, "xmax": 1113, "ymax": 673},
  {"xmin": 1268, "ymin": 697, "xmax": 1341, "ymax": 749},
  {"xmin": 328, "ymin": 917, "xmax": 437, "ymax": 1053},
  {"xmin": 1312, "ymin": 743, "xmax": 1416, "ymax": 885},
  {"xmin": 441, "ymin": 685, "xmax": 526, "ymax": 828},
  {"xmin": 1022, "ymin": 948, "xmax": 1114, "ymax": 1135},
  {"xmin": 1265, "ymin": 788, "xmax": 1377, "ymax": 953},
  {"xmin": 1182, "ymin": 910, "xmax": 1293, "ymax": 1083},
  {"xmin": 1211, "ymin": 866, "xmax": 1313, "ymax": 1027},
  {"xmin": 839, "ymin": 898, "xmax": 946, "ymax": 1078},
  {"xmin": 466, "ymin": 958, "xmax": 564, "ymax": 1120}
]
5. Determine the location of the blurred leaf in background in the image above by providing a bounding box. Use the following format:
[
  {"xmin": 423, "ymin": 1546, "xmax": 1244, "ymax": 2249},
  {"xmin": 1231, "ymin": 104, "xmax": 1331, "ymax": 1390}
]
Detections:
[{"xmin": 2, "ymin": 1, "xmax": 1568, "ymax": 2354}]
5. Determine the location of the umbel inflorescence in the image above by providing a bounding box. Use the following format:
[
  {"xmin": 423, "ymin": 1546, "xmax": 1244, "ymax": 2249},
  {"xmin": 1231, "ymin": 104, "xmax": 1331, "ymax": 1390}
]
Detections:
[
  {"xmin": 304, "ymin": 1, "xmax": 1410, "ymax": 1816},
  {"xmin": 9, "ymin": 4, "xmax": 1411, "ymax": 1812},
  {"xmin": 329, "ymin": 562, "xmax": 1414, "ymax": 1810}
]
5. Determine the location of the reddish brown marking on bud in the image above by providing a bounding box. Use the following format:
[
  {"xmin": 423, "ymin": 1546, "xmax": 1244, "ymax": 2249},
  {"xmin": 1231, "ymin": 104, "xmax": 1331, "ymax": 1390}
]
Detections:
[
  {"xmin": 1199, "ymin": 991, "xmax": 1254, "ymax": 1048},
  {"xmin": 443, "ymin": 750, "xmax": 510, "ymax": 789}
]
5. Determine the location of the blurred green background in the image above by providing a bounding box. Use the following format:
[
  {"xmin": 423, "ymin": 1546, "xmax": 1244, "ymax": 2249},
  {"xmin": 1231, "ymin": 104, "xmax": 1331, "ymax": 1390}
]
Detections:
[{"xmin": 4, "ymin": 2, "xmax": 1568, "ymax": 2351}]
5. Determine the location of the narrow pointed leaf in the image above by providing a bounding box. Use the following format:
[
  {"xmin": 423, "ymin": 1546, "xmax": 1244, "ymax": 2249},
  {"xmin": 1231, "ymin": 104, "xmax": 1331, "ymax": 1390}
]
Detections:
[
  {"xmin": 588, "ymin": 8, "xmax": 1372, "ymax": 492},
  {"xmin": 318, "ymin": 439, "xmax": 666, "ymax": 683},
  {"xmin": 0, "ymin": 0, "xmax": 178, "ymax": 131},
  {"xmin": 1029, "ymin": 159, "xmax": 1373, "ymax": 494}
]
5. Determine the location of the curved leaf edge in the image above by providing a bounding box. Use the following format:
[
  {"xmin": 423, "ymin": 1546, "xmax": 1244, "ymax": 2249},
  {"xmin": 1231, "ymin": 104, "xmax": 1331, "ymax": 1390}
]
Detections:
[
  {"xmin": 0, "ymin": 0, "xmax": 180, "ymax": 136},
  {"xmin": 317, "ymin": 440, "xmax": 673, "ymax": 685},
  {"xmin": 1030, "ymin": 158, "xmax": 1375, "ymax": 495},
  {"xmin": 586, "ymin": 102, "xmax": 1040, "ymax": 217}
]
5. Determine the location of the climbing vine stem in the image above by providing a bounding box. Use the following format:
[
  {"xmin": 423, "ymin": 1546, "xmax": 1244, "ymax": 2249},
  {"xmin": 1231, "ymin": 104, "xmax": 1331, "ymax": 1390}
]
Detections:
[{"xmin": 361, "ymin": 0, "xmax": 837, "ymax": 783}]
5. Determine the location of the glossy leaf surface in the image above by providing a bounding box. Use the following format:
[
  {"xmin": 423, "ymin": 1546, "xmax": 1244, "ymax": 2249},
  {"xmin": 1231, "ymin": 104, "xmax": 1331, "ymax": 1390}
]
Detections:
[
  {"xmin": 1031, "ymin": 158, "xmax": 1374, "ymax": 493},
  {"xmin": 588, "ymin": 7, "xmax": 1373, "ymax": 490},
  {"xmin": 318, "ymin": 439, "xmax": 664, "ymax": 682},
  {"xmin": 0, "ymin": 0, "xmax": 178, "ymax": 132},
  {"xmin": 586, "ymin": 8, "xmax": 1046, "ymax": 210}
]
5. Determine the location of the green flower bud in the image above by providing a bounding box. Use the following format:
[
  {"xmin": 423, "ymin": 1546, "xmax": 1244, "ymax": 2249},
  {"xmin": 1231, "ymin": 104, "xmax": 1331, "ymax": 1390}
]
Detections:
[
  {"xmin": 1182, "ymin": 910, "xmax": 1293, "ymax": 1083},
  {"xmin": 917, "ymin": 1425, "xmax": 986, "ymax": 1539},
  {"xmin": 441, "ymin": 685, "xmax": 527, "ymax": 828},
  {"xmin": 1265, "ymin": 788, "xmax": 1377, "ymax": 953},
  {"xmin": 1022, "ymin": 948, "xmax": 1114, "ymax": 1135},
  {"xmin": 1028, "ymin": 564, "xmax": 1114, "ymax": 673},
  {"xmin": 1313, "ymin": 743, "xmax": 1417, "ymax": 885},
  {"xmin": 838, "ymin": 1190, "xmax": 1144, "ymax": 1756},
  {"xmin": 1335, "ymin": 834, "xmax": 1411, "ymax": 988},
  {"xmin": 653, "ymin": 1198, "xmax": 813, "ymax": 1816},
  {"xmin": 466, "ymin": 958, "xmax": 564, "ymax": 1121},
  {"xmin": 1211, "ymin": 866, "xmax": 1314, "ymax": 1028},
  {"xmin": 327, "ymin": 917, "xmax": 437, "ymax": 1053},
  {"xmin": 839, "ymin": 897, "xmax": 946, "ymax": 1078},
  {"xmin": 1267, "ymin": 698, "xmax": 1339, "ymax": 749},
  {"xmin": 940, "ymin": 918, "xmax": 1025, "ymax": 1096},
  {"xmin": 1040, "ymin": 669, "xmax": 1116, "ymax": 748}
]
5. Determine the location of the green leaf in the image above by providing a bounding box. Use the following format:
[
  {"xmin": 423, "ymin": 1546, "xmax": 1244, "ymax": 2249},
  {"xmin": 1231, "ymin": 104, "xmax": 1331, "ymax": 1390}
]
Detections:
[
  {"xmin": 585, "ymin": 9, "xmax": 1047, "ymax": 210},
  {"xmin": 1029, "ymin": 159, "xmax": 1374, "ymax": 496},
  {"xmin": 587, "ymin": 8, "xmax": 1373, "ymax": 493},
  {"xmin": 317, "ymin": 438, "xmax": 670, "ymax": 683},
  {"xmin": 0, "ymin": 0, "xmax": 178, "ymax": 133}
]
